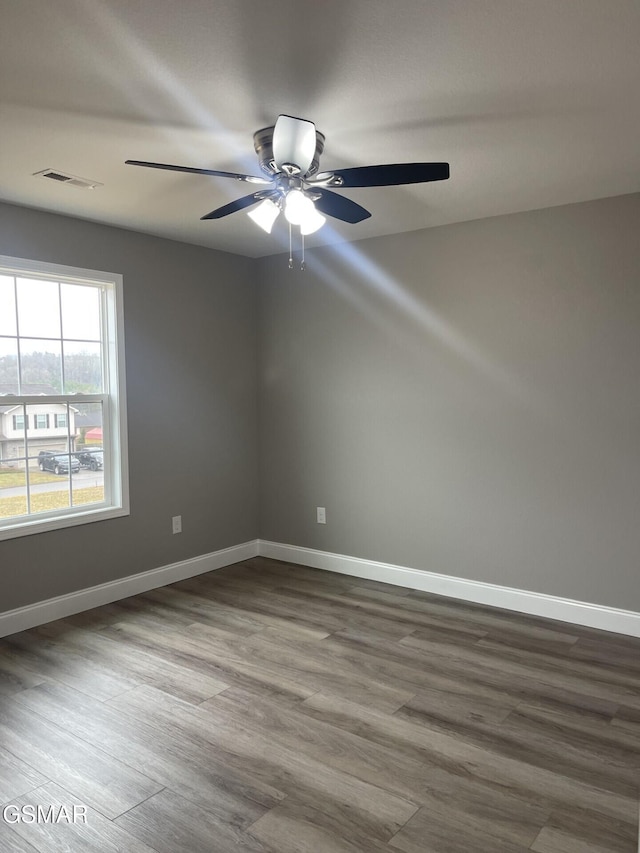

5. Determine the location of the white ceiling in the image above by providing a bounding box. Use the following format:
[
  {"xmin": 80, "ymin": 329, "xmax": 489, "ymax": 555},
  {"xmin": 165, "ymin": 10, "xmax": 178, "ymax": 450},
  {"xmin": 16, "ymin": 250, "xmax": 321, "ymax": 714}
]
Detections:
[{"xmin": 1, "ymin": 0, "xmax": 639, "ymax": 258}]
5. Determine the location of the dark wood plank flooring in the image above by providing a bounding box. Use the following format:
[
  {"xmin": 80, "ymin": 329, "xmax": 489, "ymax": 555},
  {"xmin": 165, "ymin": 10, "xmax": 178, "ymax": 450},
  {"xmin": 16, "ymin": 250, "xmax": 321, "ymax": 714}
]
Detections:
[{"xmin": 0, "ymin": 556, "xmax": 638, "ymax": 852}]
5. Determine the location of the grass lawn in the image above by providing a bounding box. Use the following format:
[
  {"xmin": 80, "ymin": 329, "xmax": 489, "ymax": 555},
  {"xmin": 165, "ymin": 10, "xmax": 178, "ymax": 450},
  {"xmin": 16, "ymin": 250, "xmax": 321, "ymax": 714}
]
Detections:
[
  {"xmin": 0, "ymin": 469, "xmax": 60, "ymax": 488},
  {"xmin": 0, "ymin": 486, "xmax": 104, "ymax": 518}
]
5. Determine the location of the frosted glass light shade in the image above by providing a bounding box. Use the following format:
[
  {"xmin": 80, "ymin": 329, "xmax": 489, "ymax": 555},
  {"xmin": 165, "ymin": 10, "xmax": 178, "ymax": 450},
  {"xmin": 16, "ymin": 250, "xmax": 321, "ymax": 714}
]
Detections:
[
  {"xmin": 300, "ymin": 208, "xmax": 326, "ymax": 235},
  {"xmin": 272, "ymin": 115, "xmax": 316, "ymax": 174},
  {"xmin": 247, "ymin": 199, "xmax": 280, "ymax": 233},
  {"xmin": 284, "ymin": 189, "xmax": 313, "ymax": 225}
]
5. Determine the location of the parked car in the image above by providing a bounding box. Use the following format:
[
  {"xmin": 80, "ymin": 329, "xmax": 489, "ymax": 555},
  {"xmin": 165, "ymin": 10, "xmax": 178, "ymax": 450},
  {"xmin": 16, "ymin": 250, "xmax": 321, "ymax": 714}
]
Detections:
[
  {"xmin": 38, "ymin": 451, "xmax": 80, "ymax": 475},
  {"xmin": 75, "ymin": 449, "xmax": 103, "ymax": 471}
]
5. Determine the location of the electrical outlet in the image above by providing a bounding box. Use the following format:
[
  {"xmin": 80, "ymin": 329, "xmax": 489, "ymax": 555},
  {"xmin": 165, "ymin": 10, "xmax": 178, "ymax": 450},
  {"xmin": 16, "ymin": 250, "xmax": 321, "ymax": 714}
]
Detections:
[
  {"xmin": 316, "ymin": 506, "xmax": 326, "ymax": 524},
  {"xmin": 172, "ymin": 515, "xmax": 182, "ymax": 534}
]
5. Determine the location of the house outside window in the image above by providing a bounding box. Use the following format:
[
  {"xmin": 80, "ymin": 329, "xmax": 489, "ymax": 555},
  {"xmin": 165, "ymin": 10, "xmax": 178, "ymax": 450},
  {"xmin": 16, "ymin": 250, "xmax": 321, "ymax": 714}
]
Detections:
[{"xmin": 0, "ymin": 255, "xmax": 129, "ymax": 540}]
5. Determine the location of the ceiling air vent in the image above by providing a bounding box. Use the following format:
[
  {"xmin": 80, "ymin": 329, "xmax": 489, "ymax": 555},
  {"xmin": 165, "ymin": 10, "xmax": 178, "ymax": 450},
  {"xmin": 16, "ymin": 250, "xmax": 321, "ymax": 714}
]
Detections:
[{"xmin": 33, "ymin": 169, "xmax": 103, "ymax": 190}]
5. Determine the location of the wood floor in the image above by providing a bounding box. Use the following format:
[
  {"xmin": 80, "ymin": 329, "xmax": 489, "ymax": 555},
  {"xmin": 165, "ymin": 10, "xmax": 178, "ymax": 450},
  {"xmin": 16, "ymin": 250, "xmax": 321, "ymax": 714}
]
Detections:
[{"xmin": 0, "ymin": 557, "xmax": 638, "ymax": 852}]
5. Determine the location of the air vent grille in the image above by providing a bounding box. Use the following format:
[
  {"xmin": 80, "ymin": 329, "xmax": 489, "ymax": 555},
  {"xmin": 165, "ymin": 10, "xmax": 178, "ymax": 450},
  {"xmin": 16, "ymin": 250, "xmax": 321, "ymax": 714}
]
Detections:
[
  {"xmin": 33, "ymin": 169, "xmax": 103, "ymax": 190},
  {"xmin": 43, "ymin": 171, "xmax": 71, "ymax": 182}
]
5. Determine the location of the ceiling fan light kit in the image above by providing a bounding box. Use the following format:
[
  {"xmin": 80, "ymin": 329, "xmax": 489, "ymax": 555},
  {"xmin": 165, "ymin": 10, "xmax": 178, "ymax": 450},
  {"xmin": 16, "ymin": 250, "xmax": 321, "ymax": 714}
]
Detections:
[
  {"xmin": 247, "ymin": 198, "xmax": 280, "ymax": 234},
  {"xmin": 126, "ymin": 114, "xmax": 450, "ymax": 267}
]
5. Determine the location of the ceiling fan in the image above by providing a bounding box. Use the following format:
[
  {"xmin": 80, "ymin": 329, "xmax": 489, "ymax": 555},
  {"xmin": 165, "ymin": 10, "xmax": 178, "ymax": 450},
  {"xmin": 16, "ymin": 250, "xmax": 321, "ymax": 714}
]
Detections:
[{"xmin": 126, "ymin": 114, "xmax": 449, "ymax": 262}]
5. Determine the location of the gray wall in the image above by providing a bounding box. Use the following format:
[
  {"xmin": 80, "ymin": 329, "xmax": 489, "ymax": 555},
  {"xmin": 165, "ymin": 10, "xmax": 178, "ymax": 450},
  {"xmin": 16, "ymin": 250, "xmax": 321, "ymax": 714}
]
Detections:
[
  {"xmin": 258, "ymin": 193, "xmax": 640, "ymax": 611},
  {"xmin": 0, "ymin": 202, "xmax": 259, "ymax": 612},
  {"xmin": 3, "ymin": 193, "xmax": 639, "ymax": 616}
]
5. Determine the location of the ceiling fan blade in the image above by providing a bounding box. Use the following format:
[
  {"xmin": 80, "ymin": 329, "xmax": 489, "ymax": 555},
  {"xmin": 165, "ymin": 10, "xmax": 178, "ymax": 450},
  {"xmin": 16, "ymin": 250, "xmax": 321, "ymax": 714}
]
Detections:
[
  {"xmin": 314, "ymin": 190, "xmax": 371, "ymax": 224},
  {"xmin": 125, "ymin": 160, "xmax": 272, "ymax": 184},
  {"xmin": 315, "ymin": 162, "xmax": 450, "ymax": 188},
  {"xmin": 272, "ymin": 115, "xmax": 316, "ymax": 174},
  {"xmin": 200, "ymin": 193, "xmax": 265, "ymax": 220}
]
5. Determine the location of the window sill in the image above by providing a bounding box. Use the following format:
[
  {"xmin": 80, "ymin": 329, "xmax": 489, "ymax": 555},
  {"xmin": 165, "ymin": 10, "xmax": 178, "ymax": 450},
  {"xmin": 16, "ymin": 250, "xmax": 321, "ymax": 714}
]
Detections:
[{"xmin": 0, "ymin": 505, "xmax": 130, "ymax": 541}]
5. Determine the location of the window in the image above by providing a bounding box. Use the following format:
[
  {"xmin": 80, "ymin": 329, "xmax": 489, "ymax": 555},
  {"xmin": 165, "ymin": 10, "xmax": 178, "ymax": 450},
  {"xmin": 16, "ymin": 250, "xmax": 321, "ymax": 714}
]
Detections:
[{"xmin": 0, "ymin": 255, "xmax": 129, "ymax": 539}]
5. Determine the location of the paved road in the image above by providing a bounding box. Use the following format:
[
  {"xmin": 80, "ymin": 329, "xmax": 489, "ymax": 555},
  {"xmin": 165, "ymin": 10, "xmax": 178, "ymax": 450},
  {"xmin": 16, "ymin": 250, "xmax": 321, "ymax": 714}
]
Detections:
[{"xmin": 0, "ymin": 469, "xmax": 104, "ymax": 498}]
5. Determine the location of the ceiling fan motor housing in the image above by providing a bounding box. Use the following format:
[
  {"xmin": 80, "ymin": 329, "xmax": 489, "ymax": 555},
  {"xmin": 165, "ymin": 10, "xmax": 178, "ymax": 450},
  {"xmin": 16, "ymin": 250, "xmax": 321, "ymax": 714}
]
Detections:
[{"xmin": 253, "ymin": 125, "xmax": 325, "ymax": 178}]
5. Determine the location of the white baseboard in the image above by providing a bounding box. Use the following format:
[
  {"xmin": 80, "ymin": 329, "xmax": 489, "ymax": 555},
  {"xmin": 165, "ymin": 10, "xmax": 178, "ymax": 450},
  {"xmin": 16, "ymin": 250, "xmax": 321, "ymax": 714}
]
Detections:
[
  {"xmin": 258, "ymin": 540, "xmax": 640, "ymax": 638},
  {"xmin": 0, "ymin": 539, "xmax": 259, "ymax": 638},
  {"xmin": 4, "ymin": 536, "xmax": 638, "ymax": 640}
]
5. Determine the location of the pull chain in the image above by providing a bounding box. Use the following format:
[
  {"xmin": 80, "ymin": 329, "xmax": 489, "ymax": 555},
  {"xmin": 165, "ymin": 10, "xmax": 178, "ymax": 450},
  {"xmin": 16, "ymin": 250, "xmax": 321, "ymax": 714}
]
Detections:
[
  {"xmin": 301, "ymin": 232, "xmax": 306, "ymax": 271},
  {"xmin": 288, "ymin": 221, "xmax": 293, "ymax": 269}
]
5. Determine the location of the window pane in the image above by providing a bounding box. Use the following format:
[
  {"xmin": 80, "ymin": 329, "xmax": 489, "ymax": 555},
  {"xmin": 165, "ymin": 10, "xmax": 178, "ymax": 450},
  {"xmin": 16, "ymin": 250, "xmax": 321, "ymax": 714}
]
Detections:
[
  {"xmin": 26, "ymin": 402, "xmax": 71, "ymax": 514},
  {"xmin": 29, "ymin": 466, "xmax": 71, "ymax": 514},
  {"xmin": 16, "ymin": 278, "xmax": 61, "ymax": 339},
  {"xmin": 71, "ymin": 452, "xmax": 104, "ymax": 507},
  {"xmin": 61, "ymin": 283, "xmax": 101, "ymax": 341},
  {"xmin": 19, "ymin": 339, "xmax": 62, "ymax": 393},
  {"xmin": 72, "ymin": 401, "xmax": 104, "ymax": 507},
  {"xmin": 2, "ymin": 416, "xmax": 25, "ymax": 462},
  {"xmin": 0, "ymin": 276, "xmax": 17, "ymax": 336},
  {"xmin": 26, "ymin": 404, "xmax": 70, "ymax": 451},
  {"xmin": 0, "ymin": 462, "xmax": 27, "ymax": 520},
  {"xmin": 63, "ymin": 341, "xmax": 103, "ymax": 393},
  {"xmin": 0, "ymin": 337, "xmax": 19, "ymax": 394},
  {"xmin": 74, "ymin": 401, "xmax": 103, "ymax": 449},
  {"xmin": 1, "ymin": 415, "xmax": 26, "ymax": 521}
]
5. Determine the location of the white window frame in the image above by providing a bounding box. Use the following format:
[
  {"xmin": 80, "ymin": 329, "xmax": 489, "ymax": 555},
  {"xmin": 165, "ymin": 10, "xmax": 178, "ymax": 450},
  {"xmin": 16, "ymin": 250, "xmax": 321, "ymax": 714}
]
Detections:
[{"xmin": 0, "ymin": 255, "xmax": 129, "ymax": 540}]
